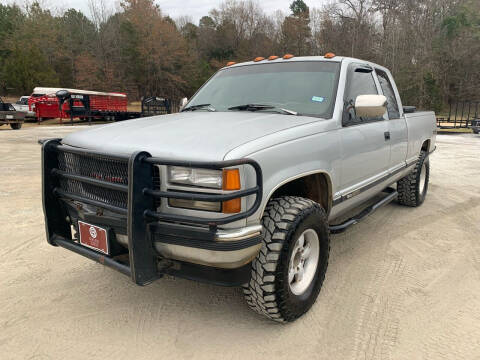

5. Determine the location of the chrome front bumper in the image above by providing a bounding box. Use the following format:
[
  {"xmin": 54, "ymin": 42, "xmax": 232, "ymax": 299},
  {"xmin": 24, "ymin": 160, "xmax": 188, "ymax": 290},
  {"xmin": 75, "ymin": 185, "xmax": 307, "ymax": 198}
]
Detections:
[{"xmin": 117, "ymin": 224, "xmax": 263, "ymax": 269}]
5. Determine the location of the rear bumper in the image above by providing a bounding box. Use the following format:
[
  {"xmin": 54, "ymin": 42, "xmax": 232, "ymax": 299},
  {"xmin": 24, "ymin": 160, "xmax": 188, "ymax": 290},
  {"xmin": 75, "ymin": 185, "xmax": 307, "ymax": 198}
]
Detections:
[{"xmin": 41, "ymin": 139, "xmax": 263, "ymax": 286}]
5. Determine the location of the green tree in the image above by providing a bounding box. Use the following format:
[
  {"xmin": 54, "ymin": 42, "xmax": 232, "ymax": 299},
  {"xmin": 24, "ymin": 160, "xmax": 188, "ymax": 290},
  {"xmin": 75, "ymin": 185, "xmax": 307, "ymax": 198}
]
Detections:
[
  {"xmin": 2, "ymin": 46, "xmax": 59, "ymax": 94},
  {"xmin": 0, "ymin": 4, "xmax": 25, "ymax": 92},
  {"xmin": 290, "ymin": 0, "xmax": 309, "ymax": 16},
  {"xmin": 281, "ymin": 0, "xmax": 311, "ymax": 55},
  {"xmin": 199, "ymin": 16, "xmax": 215, "ymax": 28},
  {"xmin": 58, "ymin": 9, "xmax": 96, "ymax": 87},
  {"xmin": 0, "ymin": 2, "xmax": 60, "ymax": 94}
]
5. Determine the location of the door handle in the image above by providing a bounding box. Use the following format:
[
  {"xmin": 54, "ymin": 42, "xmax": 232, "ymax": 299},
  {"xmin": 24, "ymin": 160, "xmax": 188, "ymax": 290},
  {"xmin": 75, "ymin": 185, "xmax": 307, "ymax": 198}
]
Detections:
[{"xmin": 384, "ymin": 131, "xmax": 391, "ymax": 141}]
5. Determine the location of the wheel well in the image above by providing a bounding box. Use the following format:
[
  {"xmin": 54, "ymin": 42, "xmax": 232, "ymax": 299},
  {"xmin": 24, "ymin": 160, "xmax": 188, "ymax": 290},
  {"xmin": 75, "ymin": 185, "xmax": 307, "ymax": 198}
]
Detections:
[
  {"xmin": 421, "ymin": 139, "xmax": 430, "ymax": 152},
  {"xmin": 269, "ymin": 173, "xmax": 332, "ymax": 214}
]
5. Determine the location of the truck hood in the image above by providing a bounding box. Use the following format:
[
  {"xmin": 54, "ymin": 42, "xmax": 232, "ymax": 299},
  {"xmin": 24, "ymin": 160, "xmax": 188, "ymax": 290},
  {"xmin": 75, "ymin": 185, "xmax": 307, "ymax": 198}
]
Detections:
[{"xmin": 61, "ymin": 111, "xmax": 318, "ymax": 160}]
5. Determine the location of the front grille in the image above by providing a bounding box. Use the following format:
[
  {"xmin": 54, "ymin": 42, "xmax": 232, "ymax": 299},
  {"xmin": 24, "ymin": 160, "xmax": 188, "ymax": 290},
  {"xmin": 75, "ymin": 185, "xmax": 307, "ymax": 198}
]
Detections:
[{"xmin": 57, "ymin": 152, "xmax": 129, "ymax": 209}]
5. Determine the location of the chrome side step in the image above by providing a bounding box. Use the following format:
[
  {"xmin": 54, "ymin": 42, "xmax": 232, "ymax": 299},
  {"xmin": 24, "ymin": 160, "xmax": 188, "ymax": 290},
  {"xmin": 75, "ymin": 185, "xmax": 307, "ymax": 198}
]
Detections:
[{"xmin": 329, "ymin": 188, "xmax": 398, "ymax": 234}]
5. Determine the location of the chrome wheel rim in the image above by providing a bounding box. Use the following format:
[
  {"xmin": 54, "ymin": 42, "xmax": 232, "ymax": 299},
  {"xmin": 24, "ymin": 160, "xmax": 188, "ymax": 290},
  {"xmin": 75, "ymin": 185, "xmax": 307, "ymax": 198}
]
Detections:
[
  {"xmin": 288, "ymin": 229, "xmax": 320, "ymax": 295},
  {"xmin": 419, "ymin": 162, "xmax": 427, "ymax": 196}
]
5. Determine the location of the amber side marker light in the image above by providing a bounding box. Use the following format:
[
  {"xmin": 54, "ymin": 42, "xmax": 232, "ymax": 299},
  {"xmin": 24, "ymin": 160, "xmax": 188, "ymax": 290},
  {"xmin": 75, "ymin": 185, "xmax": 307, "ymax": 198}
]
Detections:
[
  {"xmin": 223, "ymin": 198, "xmax": 241, "ymax": 213},
  {"xmin": 268, "ymin": 55, "xmax": 279, "ymax": 60},
  {"xmin": 226, "ymin": 61, "xmax": 236, "ymax": 66},
  {"xmin": 283, "ymin": 54, "xmax": 295, "ymax": 59},
  {"xmin": 222, "ymin": 168, "xmax": 241, "ymax": 213},
  {"xmin": 324, "ymin": 52, "xmax": 336, "ymax": 59},
  {"xmin": 254, "ymin": 57, "xmax": 265, "ymax": 62}
]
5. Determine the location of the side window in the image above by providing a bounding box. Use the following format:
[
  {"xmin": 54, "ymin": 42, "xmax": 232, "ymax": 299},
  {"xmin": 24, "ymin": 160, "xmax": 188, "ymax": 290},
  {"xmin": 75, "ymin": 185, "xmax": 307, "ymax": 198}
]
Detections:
[
  {"xmin": 376, "ymin": 69, "xmax": 400, "ymax": 119},
  {"xmin": 343, "ymin": 65, "xmax": 380, "ymax": 126}
]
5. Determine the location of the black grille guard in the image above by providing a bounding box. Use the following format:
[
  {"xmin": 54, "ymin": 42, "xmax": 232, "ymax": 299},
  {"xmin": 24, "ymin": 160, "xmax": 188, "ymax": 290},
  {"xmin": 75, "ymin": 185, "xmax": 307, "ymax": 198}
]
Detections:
[{"xmin": 41, "ymin": 139, "xmax": 263, "ymax": 285}]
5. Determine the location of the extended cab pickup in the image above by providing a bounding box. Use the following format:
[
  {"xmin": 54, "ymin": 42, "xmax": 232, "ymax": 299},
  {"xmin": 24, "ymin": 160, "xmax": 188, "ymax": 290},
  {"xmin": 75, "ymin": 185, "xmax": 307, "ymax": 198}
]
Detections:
[{"xmin": 41, "ymin": 55, "xmax": 436, "ymax": 322}]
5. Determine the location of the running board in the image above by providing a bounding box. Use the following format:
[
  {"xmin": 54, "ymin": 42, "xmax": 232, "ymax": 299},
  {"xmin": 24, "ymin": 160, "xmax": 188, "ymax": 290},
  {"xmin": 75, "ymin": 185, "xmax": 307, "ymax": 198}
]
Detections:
[{"xmin": 329, "ymin": 188, "xmax": 398, "ymax": 234}]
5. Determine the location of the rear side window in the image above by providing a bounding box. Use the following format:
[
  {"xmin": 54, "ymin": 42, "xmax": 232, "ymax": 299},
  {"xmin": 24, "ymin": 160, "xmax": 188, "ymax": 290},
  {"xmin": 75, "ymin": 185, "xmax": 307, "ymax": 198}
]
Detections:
[
  {"xmin": 343, "ymin": 65, "xmax": 379, "ymax": 125},
  {"xmin": 376, "ymin": 69, "xmax": 400, "ymax": 119}
]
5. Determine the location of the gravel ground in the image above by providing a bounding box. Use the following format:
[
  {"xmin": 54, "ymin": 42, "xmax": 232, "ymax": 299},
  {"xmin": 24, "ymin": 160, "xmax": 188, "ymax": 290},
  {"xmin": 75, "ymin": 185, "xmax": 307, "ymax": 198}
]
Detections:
[{"xmin": 1, "ymin": 126, "xmax": 479, "ymax": 360}]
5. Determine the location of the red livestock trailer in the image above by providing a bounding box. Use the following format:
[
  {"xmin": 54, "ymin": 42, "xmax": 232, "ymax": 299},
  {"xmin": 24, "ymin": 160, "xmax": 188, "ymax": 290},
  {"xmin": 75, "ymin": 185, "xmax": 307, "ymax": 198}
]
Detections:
[{"xmin": 29, "ymin": 87, "xmax": 129, "ymax": 122}]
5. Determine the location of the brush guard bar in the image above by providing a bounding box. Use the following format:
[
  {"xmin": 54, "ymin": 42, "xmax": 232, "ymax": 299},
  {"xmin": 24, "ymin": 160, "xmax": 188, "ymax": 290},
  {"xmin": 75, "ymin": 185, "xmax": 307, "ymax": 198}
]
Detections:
[{"xmin": 41, "ymin": 139, "xmax": 263, "ymax": 285}]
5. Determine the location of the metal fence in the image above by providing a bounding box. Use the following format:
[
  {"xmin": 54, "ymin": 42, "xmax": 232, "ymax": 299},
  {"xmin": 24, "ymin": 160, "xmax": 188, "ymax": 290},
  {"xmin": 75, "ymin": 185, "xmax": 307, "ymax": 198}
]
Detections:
[
  {"xmin": 436, "ymin": 101, "xmax": 480, "ymax": 129},
  {"xmin": 141, "ymin": 96, "xmax": 182, "ymax": 116}
]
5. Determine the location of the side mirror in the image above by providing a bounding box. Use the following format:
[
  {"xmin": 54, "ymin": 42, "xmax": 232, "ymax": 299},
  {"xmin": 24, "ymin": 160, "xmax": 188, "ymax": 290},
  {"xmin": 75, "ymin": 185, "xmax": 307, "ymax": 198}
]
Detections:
[
  {"xmin": 180, "ymin": 97, "xmax": 188, "ymax": 110},
  {"xmin": 355, "ymin": 94, "xmax": 387, "ymax": 118}
]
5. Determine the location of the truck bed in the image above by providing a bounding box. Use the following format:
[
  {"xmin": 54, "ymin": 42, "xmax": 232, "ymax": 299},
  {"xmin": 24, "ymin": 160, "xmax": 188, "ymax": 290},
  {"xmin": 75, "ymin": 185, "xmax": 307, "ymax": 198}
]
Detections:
[
  {"xmin": 404, "ymin": 111, "xmax": 437, "ymax": 160},
  {"xmin": 0, "ymin": 110, "xmax": 26, "ymax": 124}
]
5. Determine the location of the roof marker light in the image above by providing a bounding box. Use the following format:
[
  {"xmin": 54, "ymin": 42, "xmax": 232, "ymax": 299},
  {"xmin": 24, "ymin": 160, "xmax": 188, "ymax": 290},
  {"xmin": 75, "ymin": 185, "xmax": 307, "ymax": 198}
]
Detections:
[
  {"xmin": 254, "ymin": 57, "xmax": 265, "ymax": 62},
  {"xmin": 268, "ymin": 55, "xmax": 279, "ymax": 60},
  {"xmin": 283, "ymin": 54, "xmax": 295, "ymax": 59},
  {"xmin": 324, "ymin": 52, "xmax": 336, "ymax": 59},
  {"xmin": 226, "ymin": 61, "xmax": 236, "ymax": 66}
]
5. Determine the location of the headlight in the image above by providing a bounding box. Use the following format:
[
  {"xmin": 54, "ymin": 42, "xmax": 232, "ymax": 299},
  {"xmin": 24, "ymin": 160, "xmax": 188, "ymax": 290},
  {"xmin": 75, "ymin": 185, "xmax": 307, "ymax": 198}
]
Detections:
[
  {"xmin": 168, "ymin": 166, "xmax": 223, "ymax": 189},
  {"xmin": 167, "ymin": 166, "xmax": 242, "ymax": 213}
]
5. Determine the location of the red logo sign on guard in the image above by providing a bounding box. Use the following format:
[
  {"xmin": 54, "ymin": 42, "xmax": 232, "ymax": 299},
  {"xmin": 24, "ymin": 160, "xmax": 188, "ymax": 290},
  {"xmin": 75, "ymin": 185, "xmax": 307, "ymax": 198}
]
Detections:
[{"xmin": 78, "ymin": 221, "xmax": 109, "ymax": 255}]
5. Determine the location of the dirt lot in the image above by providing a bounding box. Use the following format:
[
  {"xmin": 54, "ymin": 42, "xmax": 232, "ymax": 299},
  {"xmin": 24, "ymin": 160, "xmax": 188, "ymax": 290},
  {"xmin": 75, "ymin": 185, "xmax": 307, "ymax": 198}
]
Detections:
[{"xmin": 1, "ymin": 126, "xmax": 479, "ymax": 360}]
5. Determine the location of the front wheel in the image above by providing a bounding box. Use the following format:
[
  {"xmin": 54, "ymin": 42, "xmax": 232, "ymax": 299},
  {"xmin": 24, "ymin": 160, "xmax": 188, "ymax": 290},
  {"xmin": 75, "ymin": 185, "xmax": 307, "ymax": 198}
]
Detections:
[
  {"xmin": 10, "ymin": 123, "xmax": 22, "ymax": 130},
  {"xmin": 243, "ymin": 196, "xmax": 330, "ymax": 322}
]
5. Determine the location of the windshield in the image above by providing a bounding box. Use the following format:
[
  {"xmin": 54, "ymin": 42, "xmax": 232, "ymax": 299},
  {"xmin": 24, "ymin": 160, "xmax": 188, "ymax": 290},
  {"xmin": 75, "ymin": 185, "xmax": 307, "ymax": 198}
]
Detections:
[{"xmin": 187, "ymin": 61, "xmax": 340, "ymax": 118}]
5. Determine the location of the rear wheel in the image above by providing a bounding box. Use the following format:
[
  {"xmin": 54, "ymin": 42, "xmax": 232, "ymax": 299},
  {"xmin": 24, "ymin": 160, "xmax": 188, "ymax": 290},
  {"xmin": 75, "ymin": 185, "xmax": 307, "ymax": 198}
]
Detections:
[
  {"xmin": 243, "ymin": 196, "xmax": 330, "ymax": 322},
  {"xmin": 10, "ymin": 123, "xmax": 22, "ymax": 130},
  {"xmin": 397, "ymin": 150, "xmax": 429, "ymax": 207}
]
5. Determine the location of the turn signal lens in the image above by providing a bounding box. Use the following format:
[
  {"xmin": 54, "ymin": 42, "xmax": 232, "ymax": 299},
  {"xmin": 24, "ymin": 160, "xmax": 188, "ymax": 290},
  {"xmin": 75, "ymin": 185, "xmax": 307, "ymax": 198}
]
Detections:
[
  {"xmin": 222, "ymin": 169, "xmax": 241, "ymax": 190},
  {"xmin": 222, "ymin": 198, "xmax": 241, "ymax": 213},
  {"xmin": 324, "ymin": 52, "xmax": 336, "ymax": 58},
  {"xmin": 254, "ymin": 57, "xmax": 265, "ymax": 62},
  {"xmin": 283, "ymin": 54, "xmax": 294, "ymax": 59},
  {"xmin": 268, "ymin": 55, "xmax": 279, "ymax": 60},
  {"xmin": 226, "ymin": 61, "xmax": 236, "ymax": 66}
]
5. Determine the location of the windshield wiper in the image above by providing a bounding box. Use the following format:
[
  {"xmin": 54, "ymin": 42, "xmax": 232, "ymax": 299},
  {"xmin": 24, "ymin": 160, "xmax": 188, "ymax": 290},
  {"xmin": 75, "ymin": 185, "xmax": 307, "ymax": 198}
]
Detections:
[
  {"xmin": 182, "ymin": 103, "xmax": 216, "ymax": 112},
  {"xmin": 228, "ymin": 104, "xmax": 298, "ymax": 115}
]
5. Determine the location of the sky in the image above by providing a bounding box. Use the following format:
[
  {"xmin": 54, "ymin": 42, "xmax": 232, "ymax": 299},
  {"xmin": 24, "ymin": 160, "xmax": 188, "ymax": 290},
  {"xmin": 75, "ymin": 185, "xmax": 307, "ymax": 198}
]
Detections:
[{"xmin": 6, "ymin": 0, "xmax": 322, "ymax": 23}]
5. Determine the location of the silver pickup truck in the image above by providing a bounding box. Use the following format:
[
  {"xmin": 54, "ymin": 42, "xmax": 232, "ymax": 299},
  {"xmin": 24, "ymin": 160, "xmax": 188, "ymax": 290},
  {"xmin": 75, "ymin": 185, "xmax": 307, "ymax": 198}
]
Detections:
[{"xmin": 41, "ymin": 54, "xmax": 436, "ymax": 322}]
